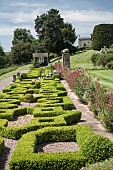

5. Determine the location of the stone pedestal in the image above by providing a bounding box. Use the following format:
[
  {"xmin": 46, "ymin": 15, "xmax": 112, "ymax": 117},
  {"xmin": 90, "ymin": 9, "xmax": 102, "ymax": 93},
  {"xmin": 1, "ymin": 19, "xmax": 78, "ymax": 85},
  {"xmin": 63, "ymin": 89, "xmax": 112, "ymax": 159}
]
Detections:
[{"xmin": 62, "ymin": 49, "xmax": 70, "ymax": 68}]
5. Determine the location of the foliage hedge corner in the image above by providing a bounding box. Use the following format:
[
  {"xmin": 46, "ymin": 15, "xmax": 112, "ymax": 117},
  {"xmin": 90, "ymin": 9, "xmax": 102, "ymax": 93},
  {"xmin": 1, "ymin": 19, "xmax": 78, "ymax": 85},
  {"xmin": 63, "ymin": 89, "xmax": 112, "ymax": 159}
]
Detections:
[{"xmin": 9, "ymin": 124, "xmax": 113, "ymax": 169}]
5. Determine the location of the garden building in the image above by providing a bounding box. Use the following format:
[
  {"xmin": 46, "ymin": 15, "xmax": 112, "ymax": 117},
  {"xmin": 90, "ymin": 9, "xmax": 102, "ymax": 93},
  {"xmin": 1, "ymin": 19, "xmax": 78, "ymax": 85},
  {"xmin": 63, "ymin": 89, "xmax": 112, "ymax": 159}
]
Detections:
[{"xmin": 33, "ymin": 53, "xmax": 48, "ymax": 67}]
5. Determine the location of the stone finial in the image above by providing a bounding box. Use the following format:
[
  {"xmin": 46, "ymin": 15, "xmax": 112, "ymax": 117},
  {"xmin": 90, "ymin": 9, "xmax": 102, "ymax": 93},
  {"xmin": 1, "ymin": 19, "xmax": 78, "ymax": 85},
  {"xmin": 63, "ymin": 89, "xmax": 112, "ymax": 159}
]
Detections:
[
  {"xmin": 62, "ymin": 48, "xmax": 70, "ymax": 68},
  {"xmin": 62, "ymin": 48, "xmax": 69, "ymax": 53}
]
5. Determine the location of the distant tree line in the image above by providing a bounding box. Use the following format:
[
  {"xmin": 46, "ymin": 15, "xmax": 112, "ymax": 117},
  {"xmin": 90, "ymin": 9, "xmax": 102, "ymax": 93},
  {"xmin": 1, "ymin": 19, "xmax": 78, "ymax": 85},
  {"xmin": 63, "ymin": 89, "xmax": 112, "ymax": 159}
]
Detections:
[{"xmin": 0, "ymin": 9, "xmax": 78, "ymax": 68}]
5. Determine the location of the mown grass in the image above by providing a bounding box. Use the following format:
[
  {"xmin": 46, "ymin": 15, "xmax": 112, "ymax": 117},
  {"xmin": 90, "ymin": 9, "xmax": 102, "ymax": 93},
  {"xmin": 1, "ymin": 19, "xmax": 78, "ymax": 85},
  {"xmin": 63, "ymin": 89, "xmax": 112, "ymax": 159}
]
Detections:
[
  {"xmin": 0, "ymin": 64, "xmax": 32, "ymax": 80},
  {"xmin": 70, "ymin": 50, "xmax": 95, "ymax": 69},
  {"xmin": 0, "ymin": 66, "xmax": 18, "ymax": 76}
]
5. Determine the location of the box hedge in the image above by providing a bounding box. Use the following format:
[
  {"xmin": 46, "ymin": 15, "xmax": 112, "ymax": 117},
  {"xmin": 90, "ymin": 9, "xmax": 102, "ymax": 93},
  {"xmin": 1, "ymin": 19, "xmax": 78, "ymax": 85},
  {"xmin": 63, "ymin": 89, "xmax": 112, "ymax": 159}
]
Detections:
[
  {"xmin": 0, "ymin": 137, "xmax": 4, "ymax": 154},
  {"xmin": 76, "ymin": 125, "xmax": 113, "ymax": 164},
  {"xmin": 9, "ymin": 126, "xmax": 86, "ymax": 170},
  {"xmin": 9, "ymin": 124, "xmax": 113, "ymax": 169},
  {"xmin": 0, "ymin": 110, "xmax": 81, "ymax": 139}
]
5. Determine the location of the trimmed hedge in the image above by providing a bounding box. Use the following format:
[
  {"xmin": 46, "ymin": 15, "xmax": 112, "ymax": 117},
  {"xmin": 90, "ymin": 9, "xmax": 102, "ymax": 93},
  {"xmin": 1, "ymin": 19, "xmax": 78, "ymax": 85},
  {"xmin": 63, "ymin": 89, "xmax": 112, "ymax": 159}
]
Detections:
[
  {"xmin": 0, "ymin": 119, "xmax": 8, "ymax": 127},
  {"xmin": 0, "ymin": 103, "xmax": 18, "ymax": 109},
  {"xmin": 0, "ymin": 137, "xmax": 4, "ymax": 154},
  {"xmin": 33, "ymin": 106, "xmax": 63, "ymax": 117},
  {"xmin": 36, "ymin": 96, "xmax": 75, "ymax": 110},
  {"xmin": 31, "ymin": 110, "xmax": 82, "ymax": 127},
  {"xmin": 0, "ymin": 110, "xmax": 81, "ymax": 139},
  {"xmin": 76, "ymin": 125, "xmax": 113, "ymax": 164},
  {"xmin": 10, "ymin": 124, "xmax": 113, "ymax": 169},
  {"xmin": 0, "ymin": 107, "xmax": 34, "ymax": 120},
  {"xmin": 80, "ymin": 134, "xmax": 113, "ymax": 164},
  {"xmin": 9, "ymin": 126, "xmax": 86, "ymax": 170}
]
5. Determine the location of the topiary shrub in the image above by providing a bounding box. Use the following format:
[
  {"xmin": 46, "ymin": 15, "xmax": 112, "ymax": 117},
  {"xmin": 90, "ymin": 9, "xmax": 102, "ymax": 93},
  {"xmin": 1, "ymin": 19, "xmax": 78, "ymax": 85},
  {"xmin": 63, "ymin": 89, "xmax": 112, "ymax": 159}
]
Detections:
[
  {"xmin": 35, "ymin": 81, "xmax": 41, "ymax": 88},
  {"xmin": 21, "ymin": 73, "xmax": 27, "ymax": 79},
  {"xmin": 52, "ymin": 74, "xmax": 59, "ymax": 79},
  {"xmin": 24, "ymin": 94, "xmax": 34, "ymax": 106},
  {"xmin": 80, "ymin": 134, "xmax": 113, "ymax": 164}
]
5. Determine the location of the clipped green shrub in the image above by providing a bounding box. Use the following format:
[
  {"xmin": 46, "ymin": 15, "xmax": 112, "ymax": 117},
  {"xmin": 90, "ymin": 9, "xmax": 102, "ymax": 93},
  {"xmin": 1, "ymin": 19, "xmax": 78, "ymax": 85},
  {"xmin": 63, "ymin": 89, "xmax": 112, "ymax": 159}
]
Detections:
[
  {"xmin": 9, "ymin": 126, "xmax": 86, "ymax": 170},
  {"xmin": 0, "ymin": 119, "xmax": 8, "ymax": 127},
  {"xmin": 0, "ymin": 137, "xmax": 4, "ymax": 153},
  {"xmin": 33, "ymin": 106, "xmax": 63, "ymax": 117},
  {"xmin": 80, "ymin": 134, "xmax": 113, "ymax": 164},
  {"xmin": 63, "ymin": 96, "xmax": 75, "ymax": 110},
  {"xmin": 57, "ymin": 83, "xmax": 66, "ymax": 90},
  {"xmin": 0, "ymin": 103, "xmax": 18, "ymax": 109},
  {"xmin": 21, "ymin": 73, "xmax": 27, "ymax": 79},
  {"xmin": 52, "ymin": 74, "xmax": 59, "ymax": 79},
  {"xmin": 64, "ymin": 110, "xmax": 82, "ymax": 125},
  {"xmin": 57, "ymin": 90, "xmax": 67, "ymax": 96},
  {"xmin": 24, "ymin": 94, "xmax": 34, "ymax": 105},
  {"xmin": 35, "ymin": 81, "xmax": 41, "ymax": 88}
]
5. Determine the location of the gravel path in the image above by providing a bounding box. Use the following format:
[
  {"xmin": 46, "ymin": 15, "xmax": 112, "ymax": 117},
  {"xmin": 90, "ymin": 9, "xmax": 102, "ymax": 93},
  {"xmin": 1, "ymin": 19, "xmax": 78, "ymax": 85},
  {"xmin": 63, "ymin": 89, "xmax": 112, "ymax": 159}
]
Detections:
[
  {"xmin": 36, "ymin": 142, "xmax": 79, "ymax": 153},
  {"xmin": 0, "ymin": 139, "xmax": 18, "ymax": 170},
  {"xmin": 8, "ymin": 114, "xmax": 33, "ymax": 127},
  {"xmin": 0, "ymin": 69, "xmax": 29, "ymax": 92}
]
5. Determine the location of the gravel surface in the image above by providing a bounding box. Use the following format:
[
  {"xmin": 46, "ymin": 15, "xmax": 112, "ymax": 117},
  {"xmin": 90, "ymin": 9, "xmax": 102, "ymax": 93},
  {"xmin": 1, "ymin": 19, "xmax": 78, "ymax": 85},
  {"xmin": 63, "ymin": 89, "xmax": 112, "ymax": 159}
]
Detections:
[
  {"xmin": 8, "ymin": 114, "xmax": 33, "ymax": 127},
  {"xmin": 0, "ymin": 138, "xmax": 18, "ymax": 170},
  {"xmin": 36, "ymin": 142, "xmax": 79, "ymax": 153}
]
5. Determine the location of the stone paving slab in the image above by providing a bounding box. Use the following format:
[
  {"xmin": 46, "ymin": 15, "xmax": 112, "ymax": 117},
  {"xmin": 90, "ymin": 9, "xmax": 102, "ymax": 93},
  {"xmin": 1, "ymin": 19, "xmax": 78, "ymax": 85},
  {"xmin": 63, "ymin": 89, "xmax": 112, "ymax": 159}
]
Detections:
[{"xmin": 61, "ymin": 80, "xmax": 113, "ymax": 142}]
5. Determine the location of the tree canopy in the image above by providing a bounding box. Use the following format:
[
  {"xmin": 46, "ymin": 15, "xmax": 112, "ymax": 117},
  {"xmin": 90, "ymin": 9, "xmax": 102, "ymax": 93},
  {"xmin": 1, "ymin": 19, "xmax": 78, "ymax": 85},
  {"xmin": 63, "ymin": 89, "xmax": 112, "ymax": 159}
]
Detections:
[
  {"xmin": 35, "ymin": 9, "xmax": 77, "ymax": 55},
  {"xmin": 0, "ymin": 43, "xmax": 5, "ymax": 56},
  {"xmin": 11, "ymin": 28, "xmax": 35, "ymax": 64}
]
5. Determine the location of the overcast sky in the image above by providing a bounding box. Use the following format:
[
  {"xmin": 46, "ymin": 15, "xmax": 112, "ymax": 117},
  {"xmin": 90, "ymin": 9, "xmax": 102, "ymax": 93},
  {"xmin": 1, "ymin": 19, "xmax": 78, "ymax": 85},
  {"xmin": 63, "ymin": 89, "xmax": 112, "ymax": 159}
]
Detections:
[{"xmin": 0, "ymin": 0, "xmax": 113, "ymax": 51}]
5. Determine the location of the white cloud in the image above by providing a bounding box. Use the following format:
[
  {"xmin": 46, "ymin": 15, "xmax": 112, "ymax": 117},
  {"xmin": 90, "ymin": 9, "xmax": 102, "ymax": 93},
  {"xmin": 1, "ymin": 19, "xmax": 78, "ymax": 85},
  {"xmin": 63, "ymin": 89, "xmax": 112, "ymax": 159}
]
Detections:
[
  {"xmin": 62, "ymin": 10, "xmax": 113, "ymax": 24},
  {"xmin": 10, "ymin": 2, "xmax": 47, "ymax": 7},
  {"xmin": 0, "ymin": 11, "xmax": 38, "ymax": 24}
]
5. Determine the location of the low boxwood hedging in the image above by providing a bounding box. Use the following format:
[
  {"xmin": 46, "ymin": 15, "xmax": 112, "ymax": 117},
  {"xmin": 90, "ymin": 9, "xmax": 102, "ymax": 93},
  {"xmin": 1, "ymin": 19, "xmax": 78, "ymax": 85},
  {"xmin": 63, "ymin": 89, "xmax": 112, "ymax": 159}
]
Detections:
[
  {"xmin": 0, "ymin": 110, "xmax": 81, "ymax": 139},
  {"xmin": 0, "ymin": 107, "xmax": 34, "ymax": 120},
  {"xmin": 9, "ymin": 126, "xmax": 86, "ymax": 170},
  {"xmin": 0, "ymin": 119, "xmax": 8, "ymax": 127},
  {"xmin": 0, "ymin": 99, "xmax": 20, "ymax": 105},
  {"xmin": 0, "ymin": 137, "xmax": 4, "ymax": 154},
  {"xmin": 0, "ymin": 103, "xmax": 18, "ymax": 109},
  {"xmin": 80, "ymin": 134, "xmax": 113, "ymax": 164},
  {"xmin": 10, "ymin": 124, "xmax": 113, "ymax": 169},
  {"xmin": 31, "ymin": 110, "xmax": 81, "ymax": 128},
  {"xmin": 33, "ymin": 106, "xmax": 63, "ymax": 117},
  {"xmin": 76, "ymin": 125, "xmax": 113, "ymax": 164},
  {"xmin": 36, "ymin": 96, "xmax": 75, "ymax": 110}
]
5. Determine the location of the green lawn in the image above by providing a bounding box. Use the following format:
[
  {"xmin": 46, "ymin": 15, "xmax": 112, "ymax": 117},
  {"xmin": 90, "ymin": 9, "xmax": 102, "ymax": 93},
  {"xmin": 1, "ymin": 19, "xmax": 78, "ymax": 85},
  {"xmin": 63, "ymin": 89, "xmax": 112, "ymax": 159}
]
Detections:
[
  {"xmin": 70, "ymin": 50, "xmax": 95, "ymax": 69},
  {"xmin": 69, "ymin": 50, "xmax": 113, "ymax": 91},
  {"xmin": 0, "ymin": 64, "xmax": 32, "ymax": 80}
]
